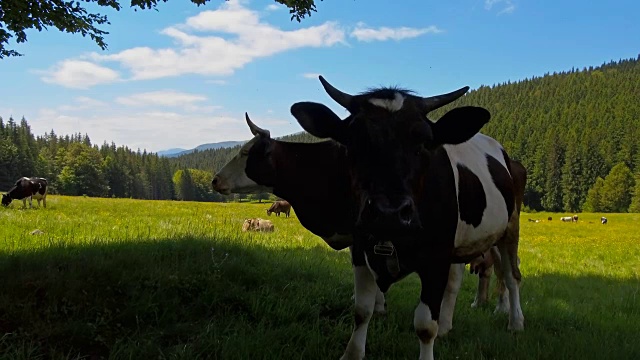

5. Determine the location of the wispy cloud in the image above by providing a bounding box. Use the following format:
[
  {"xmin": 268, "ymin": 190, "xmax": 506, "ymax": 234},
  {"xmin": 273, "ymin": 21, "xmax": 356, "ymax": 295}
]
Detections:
[
  {"xmin": 115, "ymin": 90, "xmax": 221, "ymax": 113},
  {"xmin": 265, "ymin": 4, "xmax": 282, "ymax": 11},
  {"xmin": 206, "ymin": 79, "xmax": 228, "ymax": 85},
  {"xmin": 39, "ymin": 60, "xmax": 120, "ymax": 88},
  {"xmin": 485, "ymin": 0, "xmax": 516, "ymax": 15},
  {"xmin": 58, "ymin": 96, "xmax": 108, "ymax": 112},
  {"xmin": 301, "ymin": 72, "xmax": 321, "ymax": 79},
  {"xmin": 350, "ymin": 22, "xmax": 443, "ymax": 42}
]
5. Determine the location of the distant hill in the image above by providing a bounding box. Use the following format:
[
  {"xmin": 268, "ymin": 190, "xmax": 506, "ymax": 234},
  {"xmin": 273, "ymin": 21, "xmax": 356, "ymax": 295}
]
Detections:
[
  {"xmin": 157, "ymin": 148, "xmax": 187, "ymax": 157},
  {"xmin": 159, "ymin": 141, "xmax": 247, "ymax": 157}
]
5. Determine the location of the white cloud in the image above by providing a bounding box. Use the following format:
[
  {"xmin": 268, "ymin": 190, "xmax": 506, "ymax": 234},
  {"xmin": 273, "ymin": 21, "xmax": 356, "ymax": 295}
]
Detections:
[
  {"xmin": 87, "ymin": 0, "xmax": 346, "ymax": 81},
  {"xmin": 38, "ymin": 0, "xmax": 444, "ymax": 89},
  {"xmin": 485, "ymin": 0, "xmax": 516, "ymax": 14},
  {"xmin": 350, "ymin": 23, "xmax": 443, "ymax": 42},
  {"xmin": 301, "ymin": 72, "xmax": 321, "ymax": 79},
  {"xmin": 40, "ymin": 60, "xmax": 120, "ymax": 88}
]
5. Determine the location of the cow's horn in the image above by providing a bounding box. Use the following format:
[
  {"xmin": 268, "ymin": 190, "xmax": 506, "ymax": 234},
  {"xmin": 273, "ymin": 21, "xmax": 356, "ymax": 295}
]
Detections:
[
  {"xmin": 319, "ymin": 75, "xmax": 353, "ymax": 110},
  {"xmin": 420, "ymin": 86, "xmax": 470, "ymax": 113},
  {"xmin": 245, "ymin": 112, "xmax": 270, "ymax": 138}
]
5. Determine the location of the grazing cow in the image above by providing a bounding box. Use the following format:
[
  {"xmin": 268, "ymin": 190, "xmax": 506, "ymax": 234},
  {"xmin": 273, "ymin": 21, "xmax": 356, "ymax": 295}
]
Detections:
[
  {"xmin": 267, "ymin": 200, "xmax": 292, "ymax": 217},
  {"xmin": 291, "ymin": 76, "xmax": 524, "ymax": 360},
  {"xmin": 601, "ymin": 216, "xmax": 608, "ymax": 224},
  {"xmin": 2, "ymin": 177, "xmax": 48, "ymax": 208},
  {"xmin": 572, "ymin": 214, "xmax": 578, "ymax": 222},
  {"xmin": 242, "ymin": 218, "xmax": 275, "ymax": 232},
  {"xmin": 211, "ymin": 113, "xmax": 525, "ymax": 350},
  {"xmin": 560, "ymin": 216, "xmax": 573, "ymax": 222}
]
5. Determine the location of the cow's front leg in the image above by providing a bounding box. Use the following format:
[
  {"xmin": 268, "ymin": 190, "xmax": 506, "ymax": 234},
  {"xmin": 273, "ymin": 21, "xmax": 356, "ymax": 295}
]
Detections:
[
  {"xmin": 416, "ymin": 261, "xmax": 451, "ymax": 360},
  {"xmin": 341, "ymin": 265, "xmax": 377, "ymax": 360},
  {"xmin": 437, "ymin": 263, "xmax": 464, "ymax": 336}
]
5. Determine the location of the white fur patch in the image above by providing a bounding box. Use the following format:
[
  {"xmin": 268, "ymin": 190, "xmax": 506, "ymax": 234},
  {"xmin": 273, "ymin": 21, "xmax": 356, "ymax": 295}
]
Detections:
[
  {"xmin": 443, "ymin": 133, "xmax": 511, "ymax": 258},
  {"xmin": 214, "ymin": 136, "xmax": 274, "ymax": 194},
  {"xmin": 368, "ymin": 92, "xmax": 405, "ymax": 112}
]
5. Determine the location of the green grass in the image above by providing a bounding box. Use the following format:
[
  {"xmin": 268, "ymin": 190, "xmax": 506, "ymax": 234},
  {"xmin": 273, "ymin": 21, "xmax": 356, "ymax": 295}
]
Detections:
[{"xmin": 0, "ymin": 196, "xmax": 639, "ymax": 359}]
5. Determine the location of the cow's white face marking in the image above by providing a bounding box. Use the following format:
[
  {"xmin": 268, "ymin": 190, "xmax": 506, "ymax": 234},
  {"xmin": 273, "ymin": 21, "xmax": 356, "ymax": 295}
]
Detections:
[
  {"xmin": 214, "ymin": 136, "xmax": 273, "ymax": 195},
  {"xmin": 369, "ymin": 92, "xmax": 405, "ymax": 112}
]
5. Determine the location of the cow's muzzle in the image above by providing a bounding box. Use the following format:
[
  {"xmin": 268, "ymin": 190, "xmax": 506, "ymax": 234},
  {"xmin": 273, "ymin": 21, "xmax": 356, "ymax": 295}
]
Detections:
[
  {"xmin": 211, "ymin": 175, "xmax": 230, "ymax": 195},
  {"xmin": 358, "ymin": 195, "xmax": 418, "ymax": 231}
]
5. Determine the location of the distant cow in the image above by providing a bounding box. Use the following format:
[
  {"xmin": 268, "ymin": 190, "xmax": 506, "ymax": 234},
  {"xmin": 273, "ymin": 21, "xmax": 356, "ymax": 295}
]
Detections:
[
  {"xmin": 242, "ymin": 218, "xmax": 274, "ymax": 232},
  {"xmin": 267, "ymin": 200, "xmax": 291, "ymax": 217},
  {"xmin": 601, "ymin": 217, "xmax": 608, "ymax": 224},
  {"xmin": 572, "ymin": 214, "xmax": 578, "ymax": 222},
  {"xmin": 2, "ymin": 177, "xmax": 48, "ymax": 208},
  {"xmin": 560, "ymin": 216, "xmax": 573, "ymax": 222},
  {"xmin": 548, "ymin": 216, "xmax": 552, "ymax": 221}
]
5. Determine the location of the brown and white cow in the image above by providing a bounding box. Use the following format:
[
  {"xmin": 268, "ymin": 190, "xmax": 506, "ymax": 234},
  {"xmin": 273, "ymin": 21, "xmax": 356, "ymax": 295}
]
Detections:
[
  {"xmin": 211, "ymin": 113, "xmax": 525, "ymax": 344},
  {"xmin": 291, "ymin": 76, "xmax": 524, "ymax": 360},
  {"xmin": 267, "ymin": 200, "xmax": 292, "ymax": 217},
  {"xmin": 2, "ymin": 177, "xmax": 48, "ymax": 208}
]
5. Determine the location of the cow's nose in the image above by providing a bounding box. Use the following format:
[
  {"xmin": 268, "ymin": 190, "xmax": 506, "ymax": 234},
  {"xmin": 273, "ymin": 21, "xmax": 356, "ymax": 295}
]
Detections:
[{"xmin": 397, "ymin": 198, "xmax": 414, "ymax": 224}]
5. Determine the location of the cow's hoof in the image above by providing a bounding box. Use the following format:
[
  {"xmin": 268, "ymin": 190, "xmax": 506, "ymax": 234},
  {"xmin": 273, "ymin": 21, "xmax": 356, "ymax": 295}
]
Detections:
[
  {"xmin": 508, "ymin": 319, "xmax": 525, "ymax": 332},
  {"xmin": 493, "ymin": 302, "xmax": 510, "ymax": 314},
  {"xmin": 340, "ymin": 350, "xmax": 364, "ymax": 360}
]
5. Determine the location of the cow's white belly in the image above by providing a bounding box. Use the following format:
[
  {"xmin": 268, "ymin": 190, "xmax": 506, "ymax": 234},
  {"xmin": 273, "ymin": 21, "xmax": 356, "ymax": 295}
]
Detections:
[{"xmin": 452, "ymin": 204, "xmax": 508, "ymax": 258}]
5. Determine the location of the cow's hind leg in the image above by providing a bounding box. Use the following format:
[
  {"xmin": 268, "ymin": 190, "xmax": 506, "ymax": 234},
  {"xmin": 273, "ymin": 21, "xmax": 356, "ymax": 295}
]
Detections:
[
  {"xmin": 341, "ymin": 265, "xmax": 377, "ymax": 360},
  {"xmin": 471, "ymin": 263, "xmax": 493, "ymax": 309},
  {"xmin": 416, "ymin": 260, "xmax": 450, "ymax": 360},
  {"xmin": 437, "ymin": 263, "xmax": 464, "ymax": 336},
  {"xmin": 489, "ymin": 246, "xmax": 510, "ymax": 314},
  {"xmin": 496, "ymin": 214, "xmax": 524, "ymax": 331}
]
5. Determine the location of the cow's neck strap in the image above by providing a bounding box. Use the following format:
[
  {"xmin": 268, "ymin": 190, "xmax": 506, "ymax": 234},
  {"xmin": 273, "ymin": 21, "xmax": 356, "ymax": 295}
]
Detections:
[{"xmin": 372, "ymin": 238, "xmax": 400, "ymax": 277}]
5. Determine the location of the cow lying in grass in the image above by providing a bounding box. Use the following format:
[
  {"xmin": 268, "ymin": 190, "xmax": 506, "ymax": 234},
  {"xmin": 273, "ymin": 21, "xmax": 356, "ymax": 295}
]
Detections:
[
  {"xmin": 242, "ymin": 218, "xmax": 275, "ymax": 232},
  {"xmin": 212, "ymin": 113, "xmax": 525, "ymax": 324}
]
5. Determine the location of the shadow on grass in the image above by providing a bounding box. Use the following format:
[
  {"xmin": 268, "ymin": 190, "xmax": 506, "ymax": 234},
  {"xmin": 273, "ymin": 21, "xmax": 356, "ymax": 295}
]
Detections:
[{"xmin": 0, "ymin": 237, "xmax": 638, "ymax": 360}]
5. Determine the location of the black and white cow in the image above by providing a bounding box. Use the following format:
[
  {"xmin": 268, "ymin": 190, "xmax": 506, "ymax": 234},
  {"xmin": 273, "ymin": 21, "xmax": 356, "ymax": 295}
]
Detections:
[
  {"xmin": 290, "ymin": 76, "xmax": 524, "ymax": 360},
  {"xmin": 2, "ymin": 177, "xmax": 48, "ymax": 208},
  {"xmin": 211, "ymin": 113, "xmax": 525, "ymax": 355},
  {"xmin": 601, "ymin": 216, "xmax": 608, "ymax": 224}
]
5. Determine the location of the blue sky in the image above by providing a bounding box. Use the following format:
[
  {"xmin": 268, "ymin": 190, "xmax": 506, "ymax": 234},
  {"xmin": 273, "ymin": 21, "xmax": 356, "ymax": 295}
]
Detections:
[{"xmin": 0, "ymin": 0, "xmax": 638, "ymax": 153}]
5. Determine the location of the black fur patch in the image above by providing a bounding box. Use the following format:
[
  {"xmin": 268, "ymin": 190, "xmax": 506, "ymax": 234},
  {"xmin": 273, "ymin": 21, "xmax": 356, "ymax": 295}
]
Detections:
[
  {"xmin": 487, "ymin": 153, "xmax": 515, "ymax": 221},
  {"xmin": 457, "ymin": 164, "xmax": 486, "ymax": 227}
]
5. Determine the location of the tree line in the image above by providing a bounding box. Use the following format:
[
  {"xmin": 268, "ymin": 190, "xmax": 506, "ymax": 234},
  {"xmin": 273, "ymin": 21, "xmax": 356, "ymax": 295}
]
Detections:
[{"xmin": 3, "ymin": 55, "xmax": 640, "ymax": 212}]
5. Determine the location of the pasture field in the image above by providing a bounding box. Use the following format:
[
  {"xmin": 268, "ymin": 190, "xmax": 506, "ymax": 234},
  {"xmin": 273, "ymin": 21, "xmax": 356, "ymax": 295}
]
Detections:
[{"xmin": 0, "ymin": 195, "xmax": 639, "ymax": 360}]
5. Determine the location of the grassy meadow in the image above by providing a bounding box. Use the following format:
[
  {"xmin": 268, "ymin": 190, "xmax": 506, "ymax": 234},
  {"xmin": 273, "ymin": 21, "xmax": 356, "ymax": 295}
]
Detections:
[{"xmin": 0, "ymin": 195, "xmax": 639, "ymax": 359}]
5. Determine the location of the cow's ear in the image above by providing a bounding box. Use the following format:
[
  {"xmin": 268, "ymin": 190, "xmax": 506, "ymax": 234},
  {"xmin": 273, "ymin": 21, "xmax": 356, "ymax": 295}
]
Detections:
[
  {"xmin": 291, "ymin": 102, "xmax": 347, "ymax": 143},
  {"xmin": 431, "ymin": 106, "xmax": 490, "ymax": 146}
]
